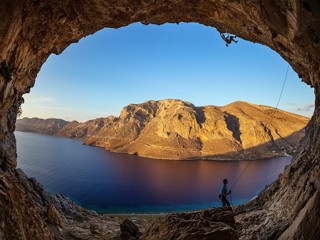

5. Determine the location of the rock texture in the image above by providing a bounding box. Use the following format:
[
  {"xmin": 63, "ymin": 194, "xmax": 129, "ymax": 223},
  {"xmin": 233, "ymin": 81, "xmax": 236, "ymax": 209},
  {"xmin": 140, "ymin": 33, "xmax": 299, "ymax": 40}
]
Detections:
[
  {"xmin": 16, "ymin": 117, "xmax": 69, "ymax": 135},
  {"xmin": 47, "ymin": 204, "xmax": 63, "ymax": 227},
  {"xmin": 82, "ymin": 100, "xmax": 308, "ymax": 160},
  {"xmin": 1, "ymin": 168, "xmax": 153, "ymax": 240},
  {"xmin": 141, "ymin": 208, "xmax": 238, "ymax": 240},
  {"xmin": 115, "ymin": 219, "xmax": 141, "ymax": 240},
  {"xmin": 17, "ymin": 100, "xmax": 309, "ymax": 160},
  {"xmin": 0, "ymin": 0, "xmax": 320, "ymax": 239},
  {"xmin": 58, "ymin": 118, "xmax": 109, "ymax": 139},
  {"xmin": 0, "ymin": 170, "xmax": 54, "ymax": 240}
]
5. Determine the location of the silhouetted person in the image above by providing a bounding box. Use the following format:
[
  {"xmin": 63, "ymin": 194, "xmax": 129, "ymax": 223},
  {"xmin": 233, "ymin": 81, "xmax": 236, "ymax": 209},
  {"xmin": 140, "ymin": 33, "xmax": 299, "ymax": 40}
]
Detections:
[
  {"xmin": 220, "ymin": 33, "xmax": 238, "ymax": 47},
  {"xmin": 219, "ymin": 178, "xmax": 231, "ymax": 207}
]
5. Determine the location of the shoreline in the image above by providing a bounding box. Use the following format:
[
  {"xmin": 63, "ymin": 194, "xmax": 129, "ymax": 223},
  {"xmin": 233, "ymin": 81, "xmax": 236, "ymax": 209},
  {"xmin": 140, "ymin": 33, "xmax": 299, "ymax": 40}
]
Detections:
[
  {"xmin": 15, "ymin": 130, "xmax": 293, "ymax": 161},
  {"xmin": 16, "ymin": 131, "xmax": 292, "ymax": 217}
]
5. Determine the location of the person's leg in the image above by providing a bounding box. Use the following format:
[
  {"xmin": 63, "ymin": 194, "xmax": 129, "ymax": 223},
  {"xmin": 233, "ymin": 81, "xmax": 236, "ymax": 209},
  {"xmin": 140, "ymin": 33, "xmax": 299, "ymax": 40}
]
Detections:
[
  {"xmin": 221, "ymin": 196, "xmax": 227, "ymax": 207},
  {"xmin": 231, "ymin": 37, "xmax": 238, "ymax": 43},
  {"xmin": 225, "ymin": 198, "xmax": 231, "ymax": 207}
]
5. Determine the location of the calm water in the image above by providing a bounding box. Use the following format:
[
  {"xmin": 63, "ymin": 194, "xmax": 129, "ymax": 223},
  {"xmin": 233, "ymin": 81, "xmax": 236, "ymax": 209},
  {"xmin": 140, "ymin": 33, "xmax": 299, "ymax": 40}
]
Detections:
[{"xmin": 15, "ymin": 131, "xmax": 291, "ymax": 213}]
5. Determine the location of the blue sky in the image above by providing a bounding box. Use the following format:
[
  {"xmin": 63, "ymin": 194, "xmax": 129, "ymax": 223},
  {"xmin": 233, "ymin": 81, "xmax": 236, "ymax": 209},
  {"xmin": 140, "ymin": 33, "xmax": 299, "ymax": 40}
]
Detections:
[{"xmin": 20, "ymin": 23, "xmax": 315, "ymax": 122}]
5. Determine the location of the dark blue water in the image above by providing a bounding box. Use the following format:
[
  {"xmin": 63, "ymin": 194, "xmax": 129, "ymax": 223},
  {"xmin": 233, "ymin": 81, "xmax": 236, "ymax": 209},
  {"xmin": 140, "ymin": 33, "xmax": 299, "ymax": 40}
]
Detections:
[{"xmin": 15, "ymin": 131, "xmax": 291, "ymax": 213}]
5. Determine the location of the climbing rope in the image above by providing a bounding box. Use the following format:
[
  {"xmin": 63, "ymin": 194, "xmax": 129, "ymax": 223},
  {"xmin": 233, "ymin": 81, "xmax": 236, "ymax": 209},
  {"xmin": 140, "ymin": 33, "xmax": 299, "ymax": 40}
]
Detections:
[
  {"xmin": 229, "ymin": 63, "xmax": 290, "ymax": 192},
  {"xmin": 267, "ymin": 64, "xmax": 290, "ymax": 127},
  {"xmin": 230, "ymin": 160, "xmax": 252, "ymax": 191}
]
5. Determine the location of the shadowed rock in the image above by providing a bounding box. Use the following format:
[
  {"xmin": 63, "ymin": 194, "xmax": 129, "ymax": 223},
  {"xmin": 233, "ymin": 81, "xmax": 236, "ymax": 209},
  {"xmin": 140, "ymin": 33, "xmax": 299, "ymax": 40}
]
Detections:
[
  {"xmin": 16, "ymin": 118, "xmax": 70, "ymax": 135},
  {"xmin": 141, "ymin": 208, "xmax": 238, "ymax": 240},
  {"xmin": 1, "ymin": 0, "xmax": 320, "ymax": 239},
  {"xmin": 112, "ymin": 219, "xmax": 142, "ymax": 240}
]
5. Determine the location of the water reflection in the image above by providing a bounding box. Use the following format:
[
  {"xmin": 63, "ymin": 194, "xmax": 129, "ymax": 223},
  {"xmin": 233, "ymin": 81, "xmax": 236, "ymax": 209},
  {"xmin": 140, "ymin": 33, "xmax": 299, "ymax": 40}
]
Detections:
[{"xmin": 16, "ymin": 131, "xmax": 291, "ymax": 213}]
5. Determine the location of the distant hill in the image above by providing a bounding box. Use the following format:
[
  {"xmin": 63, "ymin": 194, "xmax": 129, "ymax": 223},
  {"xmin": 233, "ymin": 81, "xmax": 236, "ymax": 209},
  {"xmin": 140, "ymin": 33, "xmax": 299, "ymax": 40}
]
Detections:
[
  {"xmin": 16, "ymin": 117, "xmax": 70, "ymax": 135},
  {"xmin": 16, "ymin": 99, "xmax": 310, "ymax": 160}
]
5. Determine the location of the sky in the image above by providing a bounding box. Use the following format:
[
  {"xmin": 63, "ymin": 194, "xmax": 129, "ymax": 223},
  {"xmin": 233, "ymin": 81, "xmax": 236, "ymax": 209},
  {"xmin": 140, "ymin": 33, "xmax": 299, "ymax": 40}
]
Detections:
[{"xmin": 20, "ymin": 23, "xmax": 315, "ymax": 122}]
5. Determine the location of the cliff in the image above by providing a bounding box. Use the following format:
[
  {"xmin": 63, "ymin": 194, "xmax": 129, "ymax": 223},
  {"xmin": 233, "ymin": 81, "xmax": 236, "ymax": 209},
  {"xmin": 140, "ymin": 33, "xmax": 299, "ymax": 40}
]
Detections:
[
  {"xmin": 79, "ymin": 99, "xmax": 309, "ymax": 160},
  {"xmin": 17, "ymin": 99, "xmax": 309, "ymax": 160},
  {"xmin": 16, "ymin": 117, "xmax": 70, "ymax": 135},
  {"xmin": 1, "ymin": 0, "xmax": 320, "ymax": 239}
]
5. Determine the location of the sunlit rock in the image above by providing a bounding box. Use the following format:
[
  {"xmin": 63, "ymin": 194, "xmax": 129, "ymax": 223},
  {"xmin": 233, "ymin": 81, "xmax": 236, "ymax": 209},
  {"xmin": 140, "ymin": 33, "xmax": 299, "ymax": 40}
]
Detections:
[{"xmin": 0, "ymin": 0, "xmax": 320, "ymax": 239}]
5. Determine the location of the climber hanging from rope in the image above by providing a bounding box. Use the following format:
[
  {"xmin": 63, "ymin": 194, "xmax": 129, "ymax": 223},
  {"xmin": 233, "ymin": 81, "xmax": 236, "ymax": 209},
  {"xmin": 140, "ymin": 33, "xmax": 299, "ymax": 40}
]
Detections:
[{"xmin": 220, "ymin": 32, "xmax": 238, "ymax": 47}]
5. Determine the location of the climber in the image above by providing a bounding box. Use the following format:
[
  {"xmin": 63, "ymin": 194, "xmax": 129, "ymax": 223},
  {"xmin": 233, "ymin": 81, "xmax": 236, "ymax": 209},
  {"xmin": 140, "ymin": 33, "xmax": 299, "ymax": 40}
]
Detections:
[
  {"xmin": 220, "ymin": 32, "xmax": 238, "ymax": 47},
  {"xmin": 219, "ymin": 178, "xmax": 232, "ymax": 207}
]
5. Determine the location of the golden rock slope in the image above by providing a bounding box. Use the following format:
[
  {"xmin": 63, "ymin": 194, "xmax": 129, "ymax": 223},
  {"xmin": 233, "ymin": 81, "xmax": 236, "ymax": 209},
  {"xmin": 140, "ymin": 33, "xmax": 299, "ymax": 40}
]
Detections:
[{"xmin": 56, "ymin": 99, "xmax": 309, "ymax": 160}]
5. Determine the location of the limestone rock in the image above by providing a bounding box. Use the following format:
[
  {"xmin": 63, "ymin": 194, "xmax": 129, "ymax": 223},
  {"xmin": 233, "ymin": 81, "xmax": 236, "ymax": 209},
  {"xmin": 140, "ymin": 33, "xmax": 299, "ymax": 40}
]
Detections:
[
  {"xmin": 120, "ymin": 219, "xmax": 141, "ymax": 239},
  {"xmin": 16, "ymin": 99, "xmax": 308, "ymax": 160},
  {"xmin": 63, "ymin": 99, "xmax": 308, "ymax": 160},
  {"xmin": 16, "ymin": 168, "xmax": 56, "ymax": 206},
  {"xmin": 89, "ymin": 223, "xmax": 103, "ymax": 235},
  {"xmin": 0, "ymin": 170, "xmax": 54, "ymax": 240},
  {"xmin": 16, "ymin": 117, "xmax": 70, "ymax": 135},
  {"xmin": 58, "ymin": 118, "xmax": 110, "ymax": 139},
  {"xmin": 47, "ymin": 204, "xmax": 63, "ymax": 227},
  {"xmin": 0, "ymin": 0, "xmax": 320, "ymax": 239},
  {"xmin": 141, "ymin": 208, "xmax": 238, "ymax": 240}
]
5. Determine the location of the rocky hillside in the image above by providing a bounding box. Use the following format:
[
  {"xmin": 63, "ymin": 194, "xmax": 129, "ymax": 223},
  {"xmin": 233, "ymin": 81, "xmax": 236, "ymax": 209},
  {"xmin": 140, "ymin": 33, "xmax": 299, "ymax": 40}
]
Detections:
[
  {"xmin": 16, "ymin": 100, "xmax": 309, "ymax": 160},
  {"xmin": 16, "ymin": 117, "xmax": 70, "ymax": 135}
]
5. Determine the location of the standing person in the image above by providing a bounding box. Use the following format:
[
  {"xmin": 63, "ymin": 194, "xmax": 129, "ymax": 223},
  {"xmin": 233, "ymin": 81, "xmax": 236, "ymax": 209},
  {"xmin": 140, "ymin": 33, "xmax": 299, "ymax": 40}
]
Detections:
[{"xmin": 219, "ymin": 179, "xmax": 231, "ymax": 207}]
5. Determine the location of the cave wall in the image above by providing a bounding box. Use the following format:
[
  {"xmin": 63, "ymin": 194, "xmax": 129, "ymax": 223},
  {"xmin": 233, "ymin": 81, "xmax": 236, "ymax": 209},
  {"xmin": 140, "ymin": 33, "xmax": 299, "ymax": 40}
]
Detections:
[{"xmin": 0, "ymin": 0, "xmax": 319, "ymax": 239}]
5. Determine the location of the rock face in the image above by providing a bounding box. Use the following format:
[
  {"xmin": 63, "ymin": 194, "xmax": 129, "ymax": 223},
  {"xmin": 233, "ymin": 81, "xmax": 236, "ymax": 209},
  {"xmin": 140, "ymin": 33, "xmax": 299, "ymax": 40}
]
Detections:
[
  {"xmin": 62, "ymin": 99, "xmax": 308, "ymax": 160},
  {"xmin": 118, "ymin": 219, "xmax": 141, "ymax": 240},
  {"xmin": 47, "ymin": 204, "xmax": 62, "ymax": 227},
  {"xmin": 16, "ymin": 117, "xmax": 69, "ymax": 135},
  {"xmin": 0, "ymin": 170, "xmax": 54, "ymax": 240},
  {"xmin": 16, "ymin": 100, "xmax": 309, "ymax": 160},
  {"xmin": 58, "ymin": 118, "xmax": 109, "ymax": 139},
  {"xmin": 141, "ymin": 208, "xmax": 238, "ymax": 240},
  {"xmin": 0, "ymin": 0, "xmax": 320, "ymax": 239}
]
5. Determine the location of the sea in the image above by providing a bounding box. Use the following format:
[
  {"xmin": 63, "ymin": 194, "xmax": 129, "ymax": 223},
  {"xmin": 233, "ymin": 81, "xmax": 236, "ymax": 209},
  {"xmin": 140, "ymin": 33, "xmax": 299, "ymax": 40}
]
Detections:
[{"xmin": 15, "ymin": 131, "xmax": 291, "ymax": 213}]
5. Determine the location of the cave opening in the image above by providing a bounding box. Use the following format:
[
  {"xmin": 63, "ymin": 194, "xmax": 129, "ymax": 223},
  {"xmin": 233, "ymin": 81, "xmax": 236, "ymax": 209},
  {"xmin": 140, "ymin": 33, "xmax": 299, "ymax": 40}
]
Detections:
[
  {"xmin": 1, "ymin": 1, "xmax": 320, "ymax": 239},
  {"xmin": 19, "ymin": 23, "xmax": 315, "ymax": 122},
  {"xmin": 15, "ymin": 22, "xmax": 314, "ymax": 213}
]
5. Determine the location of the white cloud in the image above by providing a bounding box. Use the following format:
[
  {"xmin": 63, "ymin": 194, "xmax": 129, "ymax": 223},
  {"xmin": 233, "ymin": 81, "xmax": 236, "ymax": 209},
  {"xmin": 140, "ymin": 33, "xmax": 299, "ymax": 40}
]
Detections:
[
  {"xmin": 27, "ymin": 96, "xmax": 55, "ymax": 103},
  {"xmin": 297, "ymin": 103, "xmax": 315, "ymax": 112},
  {"xmin": 37, "ymin": 105, "xmax": 70, "ymax": 111},
  {"xmin": 286, "ymin": 102, "xmax": 296, "ymax": 106}
]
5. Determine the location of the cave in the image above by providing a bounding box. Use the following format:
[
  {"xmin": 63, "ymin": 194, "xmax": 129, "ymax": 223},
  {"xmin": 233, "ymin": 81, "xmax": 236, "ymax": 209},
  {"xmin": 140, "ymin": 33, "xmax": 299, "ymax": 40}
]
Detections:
[{"xmin": 0, "ymin": 0, "xmax": 319, "ymax": 239}]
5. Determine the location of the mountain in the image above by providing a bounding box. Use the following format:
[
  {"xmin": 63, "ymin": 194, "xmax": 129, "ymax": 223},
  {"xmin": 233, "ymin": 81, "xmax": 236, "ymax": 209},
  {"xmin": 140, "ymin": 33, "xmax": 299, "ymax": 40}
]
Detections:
[
  {"xmin": 16, "ymin": 117, "xmax": 70, "ymax": 135},
  {"xmin": 16, "ymin": 99, "xmax": 309, "ymax": 160}
]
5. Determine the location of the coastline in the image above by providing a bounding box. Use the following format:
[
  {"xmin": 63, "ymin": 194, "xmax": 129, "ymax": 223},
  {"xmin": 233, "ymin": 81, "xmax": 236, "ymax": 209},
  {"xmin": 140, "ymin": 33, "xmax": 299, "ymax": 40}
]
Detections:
[
  {"xmin": 15, "ymin": 130, "xmax": 293, "ymax": 161},
  {"xmin": 16, "ymin": 131, "xmax": 292, "ymax": 217}
]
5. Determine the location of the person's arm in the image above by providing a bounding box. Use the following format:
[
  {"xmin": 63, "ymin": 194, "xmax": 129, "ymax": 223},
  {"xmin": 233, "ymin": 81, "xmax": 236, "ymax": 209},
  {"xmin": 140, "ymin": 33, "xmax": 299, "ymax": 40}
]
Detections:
[{"xmin": 221, "ymin": 185, "xmax": 229, "ymax": 196}]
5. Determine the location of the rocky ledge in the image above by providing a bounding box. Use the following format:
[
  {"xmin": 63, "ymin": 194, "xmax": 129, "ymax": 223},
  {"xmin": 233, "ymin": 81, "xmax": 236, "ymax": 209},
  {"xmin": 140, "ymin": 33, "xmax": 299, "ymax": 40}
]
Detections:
[{"xmin": 141, "ymin": 208, "xmax": 238, "ymax": 240}]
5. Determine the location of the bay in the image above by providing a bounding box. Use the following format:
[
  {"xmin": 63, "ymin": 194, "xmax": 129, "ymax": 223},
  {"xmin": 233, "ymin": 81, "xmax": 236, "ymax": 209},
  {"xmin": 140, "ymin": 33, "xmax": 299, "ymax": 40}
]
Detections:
[{"xmin": 15, "ymin": 131, "xmax": 291, "ymax": 213}]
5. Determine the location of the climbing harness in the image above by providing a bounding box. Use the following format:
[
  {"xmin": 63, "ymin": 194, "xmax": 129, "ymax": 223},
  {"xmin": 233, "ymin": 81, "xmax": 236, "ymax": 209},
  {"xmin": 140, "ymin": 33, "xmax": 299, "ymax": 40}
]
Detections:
[
  {"xmin": 220, "ymin": 32, "xmax": 238, "ymax": 46},
  {"xmin": 220, "ymin": 32, "xmax": 229, "ymax": 41}
]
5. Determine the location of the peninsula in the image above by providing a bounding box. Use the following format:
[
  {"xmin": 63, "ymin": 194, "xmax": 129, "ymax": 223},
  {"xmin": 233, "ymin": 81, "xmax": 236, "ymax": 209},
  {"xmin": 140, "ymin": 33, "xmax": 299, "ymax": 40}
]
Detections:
[{"xmin": 16, "ymin": 99, "xmax": 309, "ymax": 160}]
